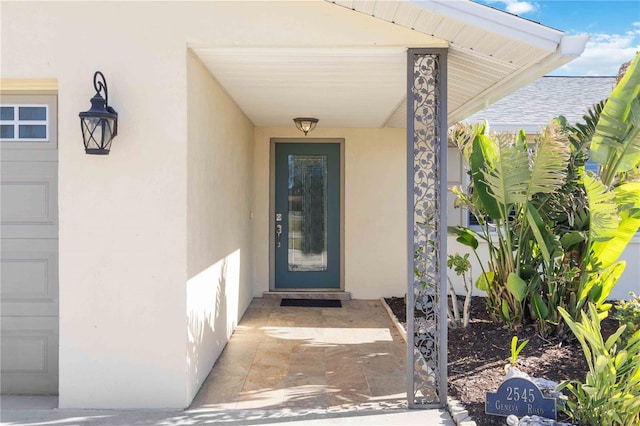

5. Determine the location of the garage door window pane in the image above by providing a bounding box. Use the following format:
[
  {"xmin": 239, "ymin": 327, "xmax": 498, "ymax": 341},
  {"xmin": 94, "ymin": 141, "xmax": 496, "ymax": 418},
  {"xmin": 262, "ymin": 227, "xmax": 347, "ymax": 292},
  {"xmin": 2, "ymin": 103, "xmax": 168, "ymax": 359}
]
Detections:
[
  {"xmin": 1, "ymin": 104, "xmax": 49, "ymax": 141},
  {"xmin": 1, "ymin": 107, "xmax": 14, "ymax": 120},
  {"xmin": 19, "ymin": 125, "xmax": 47, "ymax": 139},
  {"xmin": 19, "ymin": 107, "xmax": 47, "ymax": 121},
  {"xmin": 1, "ymin": 125, "xmax": 14, "ymax": 139}
]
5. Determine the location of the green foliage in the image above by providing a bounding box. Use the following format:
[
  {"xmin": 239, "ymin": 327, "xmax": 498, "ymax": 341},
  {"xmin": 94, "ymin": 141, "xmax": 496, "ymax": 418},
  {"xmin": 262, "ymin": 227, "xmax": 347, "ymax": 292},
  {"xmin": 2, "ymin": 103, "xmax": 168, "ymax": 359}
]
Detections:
[
  {"xmin": 510, "ymin": 336, "xmax": 529, "ymax": 366},
  {"xmin": 414, "ymin": 245, "xmax": 430, "ymax": 289},
  {"xmin": 447, "ymin": 253, "xmax": 471, "ymax": 276},
  {"xmin": 449, "ymin": 119, "xmax": 572, "ymax": 329},
  {"xmin": 590, "ymin": 55, "xmax": 640, "ymax": 187},
  {"xmin": 558, "ymin": 304, "xmax": 640, "ymax": 426},
  {"xmin": 591, "ymin": 182, "xmax": 640, "ymax": 268},
  {"xmin": 614, "ymin": 292, "xmax": 640, "ymax": 347},
  {"xmin": 447, "ymin": 253, "xmax": 474, "ymax": 328},
  {"xmin": 448, "ymin": 52, "xmax": 640, "ymax": 335}
]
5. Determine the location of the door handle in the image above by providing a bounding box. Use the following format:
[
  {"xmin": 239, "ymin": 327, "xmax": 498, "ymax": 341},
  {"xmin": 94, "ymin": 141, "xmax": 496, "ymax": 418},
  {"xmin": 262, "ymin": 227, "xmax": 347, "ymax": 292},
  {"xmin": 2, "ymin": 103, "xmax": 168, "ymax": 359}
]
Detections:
[{"xmin": 275, "ymin": 224, "xmax": 282, "ymax": 248}]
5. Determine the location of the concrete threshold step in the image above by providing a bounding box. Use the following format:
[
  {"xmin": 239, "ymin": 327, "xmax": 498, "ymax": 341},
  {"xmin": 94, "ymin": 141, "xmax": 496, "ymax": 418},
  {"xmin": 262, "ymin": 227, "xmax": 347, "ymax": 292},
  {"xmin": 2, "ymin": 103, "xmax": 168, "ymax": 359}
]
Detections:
[{"xmin": 262, "ymin": 291, "xmax": 351, "ymax": 300}]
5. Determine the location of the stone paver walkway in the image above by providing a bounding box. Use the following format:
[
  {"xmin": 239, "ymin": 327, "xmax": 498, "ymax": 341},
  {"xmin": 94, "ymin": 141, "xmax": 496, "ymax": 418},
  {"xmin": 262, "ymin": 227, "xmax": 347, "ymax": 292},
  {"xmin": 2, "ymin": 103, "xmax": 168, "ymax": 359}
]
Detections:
[
  {"xmin": 191, "ymin": 298, "xmax": 409, "ymax": 411},
  {"xmin": 1, "ymin": 298, "xmax": 455, "ymax": 425}
]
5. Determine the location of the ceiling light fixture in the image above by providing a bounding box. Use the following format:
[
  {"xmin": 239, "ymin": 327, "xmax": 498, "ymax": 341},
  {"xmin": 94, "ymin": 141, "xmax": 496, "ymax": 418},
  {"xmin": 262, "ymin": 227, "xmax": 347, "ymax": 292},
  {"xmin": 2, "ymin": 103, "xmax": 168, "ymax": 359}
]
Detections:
[{"xmin": 293, "ymin": 117, "xmax": 318, "ymax": 136}]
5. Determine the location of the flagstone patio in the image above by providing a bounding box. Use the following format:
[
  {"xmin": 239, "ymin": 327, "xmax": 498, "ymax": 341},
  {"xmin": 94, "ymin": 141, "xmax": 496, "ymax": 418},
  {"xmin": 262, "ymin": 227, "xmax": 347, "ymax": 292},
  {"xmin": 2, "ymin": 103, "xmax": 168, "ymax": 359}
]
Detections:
[
  {"xmin": 1, "ymin": 297, "xmax": 455, "ymax": 425},
  {"xmin": 190, "ymin": 298, "xmax": 409, "ymax": 411}
]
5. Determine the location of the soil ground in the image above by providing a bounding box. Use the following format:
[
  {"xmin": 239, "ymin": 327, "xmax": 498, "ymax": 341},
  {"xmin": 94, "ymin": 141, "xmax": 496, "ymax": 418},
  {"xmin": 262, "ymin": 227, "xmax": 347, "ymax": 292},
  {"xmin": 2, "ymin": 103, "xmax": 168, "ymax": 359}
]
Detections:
[{"xmin": 384, "ymin": 296, "xmax": 618, "ymax": 426}]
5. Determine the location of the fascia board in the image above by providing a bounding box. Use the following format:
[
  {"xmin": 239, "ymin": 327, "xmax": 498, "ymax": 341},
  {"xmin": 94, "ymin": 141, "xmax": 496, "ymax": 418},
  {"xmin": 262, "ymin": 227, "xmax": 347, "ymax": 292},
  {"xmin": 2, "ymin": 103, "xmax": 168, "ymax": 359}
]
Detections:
[
  {"xmin": 410, "ymin": 0, "xmax": 564, "ymax": 51},
  {"xmin": 559, "ymin": 34, "xmax": 590, "ymax": 56},
  {"xmin": 326, "ymin": 1, "xmax": 588, "ymax": 62}
]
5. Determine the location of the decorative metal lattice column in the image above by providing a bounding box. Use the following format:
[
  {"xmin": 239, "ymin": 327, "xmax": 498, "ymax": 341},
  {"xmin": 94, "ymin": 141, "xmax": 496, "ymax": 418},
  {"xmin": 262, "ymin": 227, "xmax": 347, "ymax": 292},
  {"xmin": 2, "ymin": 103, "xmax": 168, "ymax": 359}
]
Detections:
[{"xmin": 406, "ymin": 48, "xmax": 448, "ymax": 408}]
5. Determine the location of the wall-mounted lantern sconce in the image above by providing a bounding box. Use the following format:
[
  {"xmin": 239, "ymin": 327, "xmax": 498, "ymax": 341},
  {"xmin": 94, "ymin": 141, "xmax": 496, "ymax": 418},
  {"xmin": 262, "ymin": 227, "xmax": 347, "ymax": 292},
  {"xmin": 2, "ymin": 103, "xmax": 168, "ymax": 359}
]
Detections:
[
  {"xmin": 79, "ymin": 71, "xmax": 118, "ymax": 155},
  {"xmin": 293, "ymin": 117, "xmax": 318, "ymax": 136}
]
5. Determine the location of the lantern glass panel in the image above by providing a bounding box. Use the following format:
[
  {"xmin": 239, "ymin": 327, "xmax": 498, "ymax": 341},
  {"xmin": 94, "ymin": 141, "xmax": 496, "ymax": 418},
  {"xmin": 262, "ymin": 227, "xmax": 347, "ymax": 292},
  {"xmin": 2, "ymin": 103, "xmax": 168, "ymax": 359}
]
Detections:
[{"xmin": 81, "ymin": 116, "xmax": 114, "ymax": 151}]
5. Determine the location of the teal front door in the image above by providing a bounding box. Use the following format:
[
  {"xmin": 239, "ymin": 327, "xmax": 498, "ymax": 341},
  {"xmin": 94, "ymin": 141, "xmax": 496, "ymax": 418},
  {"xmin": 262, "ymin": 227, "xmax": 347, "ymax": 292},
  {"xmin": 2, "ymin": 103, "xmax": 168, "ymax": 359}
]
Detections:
[{"xmin": 275, "ymin": 143, "xmax": 340, "ymax": 289}]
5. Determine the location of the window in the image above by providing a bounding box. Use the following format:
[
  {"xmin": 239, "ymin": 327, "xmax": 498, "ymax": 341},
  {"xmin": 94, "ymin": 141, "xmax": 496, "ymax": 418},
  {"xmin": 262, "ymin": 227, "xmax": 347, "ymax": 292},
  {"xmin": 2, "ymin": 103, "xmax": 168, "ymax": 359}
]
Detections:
[{"xmin": 0, "ymin": 105, "xmax": 49, "ymax": 141}]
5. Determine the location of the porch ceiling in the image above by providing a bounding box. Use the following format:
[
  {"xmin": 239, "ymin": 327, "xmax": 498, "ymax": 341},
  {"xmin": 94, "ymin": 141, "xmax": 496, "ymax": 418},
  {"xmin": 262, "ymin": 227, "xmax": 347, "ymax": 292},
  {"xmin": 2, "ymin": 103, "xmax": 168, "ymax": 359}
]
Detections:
[
  {"xmin": 191, "ymin": 0, "xmax": 587, "ymax": 129},
  {"xmin": 193, "ymin": 47, "xmax": 408, "ymax": 128}
]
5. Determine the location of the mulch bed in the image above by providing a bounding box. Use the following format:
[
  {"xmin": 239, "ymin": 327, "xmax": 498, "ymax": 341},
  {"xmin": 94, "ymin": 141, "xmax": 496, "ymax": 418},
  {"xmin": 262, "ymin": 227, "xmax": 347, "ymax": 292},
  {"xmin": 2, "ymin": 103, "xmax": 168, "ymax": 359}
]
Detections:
[{"xmin": 384, "ymin": 296, "xmax": 618, "ymax": 426}]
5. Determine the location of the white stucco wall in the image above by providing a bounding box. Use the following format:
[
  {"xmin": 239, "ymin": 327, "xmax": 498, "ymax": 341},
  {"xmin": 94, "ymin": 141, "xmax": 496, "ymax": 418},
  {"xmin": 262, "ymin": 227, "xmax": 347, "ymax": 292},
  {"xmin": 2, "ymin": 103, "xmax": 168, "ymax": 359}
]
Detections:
[
  {"xmin": 1, "ymin": 0, "xmax": 444, "ymax": 408},
  {"xmin": 253, "ymin": 127, "xmax": 407, "ymax": 299},
  {"xmin": 0, "ymin": 0, "xmax": 485, "ymax": 408},
  {"xmin": 1, "ymin": 3, "xmax": 191, "ymax": 408},
  {"xmin": 2, "ymin": 0, "xmax": 633, "ymax": 409},
  {"xmin": 186, "ymin": 52, "xmax": 254, "ymax": 403},
  {"xmin": 615, "ymin": 235, "xmax": 640, "ymax": 299}
]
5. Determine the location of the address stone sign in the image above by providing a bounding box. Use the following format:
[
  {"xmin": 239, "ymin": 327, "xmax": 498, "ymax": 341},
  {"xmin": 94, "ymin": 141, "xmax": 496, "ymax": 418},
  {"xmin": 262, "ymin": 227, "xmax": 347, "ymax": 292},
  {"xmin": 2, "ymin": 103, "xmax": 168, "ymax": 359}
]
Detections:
[{"xmin": 486, "ymin": 377, "xmax": 557, "ymax": 420}]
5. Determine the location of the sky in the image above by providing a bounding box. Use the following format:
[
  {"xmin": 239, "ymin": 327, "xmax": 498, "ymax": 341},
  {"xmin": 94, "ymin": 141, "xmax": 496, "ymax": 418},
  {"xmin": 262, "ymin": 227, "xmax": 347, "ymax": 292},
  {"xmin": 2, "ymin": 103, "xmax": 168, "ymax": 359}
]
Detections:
[{"xmin": 474, "ymin": 0, "xmax": 640, "ymax": 76}]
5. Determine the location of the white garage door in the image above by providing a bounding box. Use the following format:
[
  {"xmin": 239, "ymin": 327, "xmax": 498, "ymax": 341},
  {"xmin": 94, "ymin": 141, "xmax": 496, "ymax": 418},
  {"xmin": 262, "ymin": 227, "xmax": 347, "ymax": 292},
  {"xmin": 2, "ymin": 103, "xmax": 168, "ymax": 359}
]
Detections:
[{"xmin": 1, "ymin": 94, "xmax": 58, "ymax": 394}]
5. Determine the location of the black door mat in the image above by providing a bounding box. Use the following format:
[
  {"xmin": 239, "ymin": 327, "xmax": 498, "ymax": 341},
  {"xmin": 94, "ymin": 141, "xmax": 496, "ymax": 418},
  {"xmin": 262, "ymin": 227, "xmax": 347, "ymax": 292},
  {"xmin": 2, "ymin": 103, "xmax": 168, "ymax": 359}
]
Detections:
[{"xmin": 280, "ymin": 298, "xmax": 342, "ymax": 308}]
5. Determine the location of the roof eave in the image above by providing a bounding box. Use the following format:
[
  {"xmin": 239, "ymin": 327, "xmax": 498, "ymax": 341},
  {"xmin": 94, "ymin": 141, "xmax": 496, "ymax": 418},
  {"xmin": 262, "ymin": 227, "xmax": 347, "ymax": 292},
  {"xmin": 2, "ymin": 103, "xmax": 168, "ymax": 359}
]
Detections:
[
  {"xmin": 448, "ymin": 34, "xmax": 589, "ymax": 124},
  {"xmin": 414, "ymin": 0, "xmax": 564, "ymax": 51}
]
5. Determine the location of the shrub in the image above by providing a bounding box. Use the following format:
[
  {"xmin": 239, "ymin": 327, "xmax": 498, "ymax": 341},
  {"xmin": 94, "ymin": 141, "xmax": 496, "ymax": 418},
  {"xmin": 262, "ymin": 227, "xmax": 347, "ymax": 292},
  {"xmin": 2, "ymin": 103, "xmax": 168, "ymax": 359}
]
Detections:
[
  {"xmin": 558, "ymin": 304, "xmax": 640, "ymax": 426},
  {"xmin": 446, "ymin": 253, "xmax": 473, "ymax": 328},
  {"xmin": 614, "ymin": 292, "xmax": 640, "ymax": 347},
  {"xmin": 448, "ymin": 52, "xmax": 640, "ymax": 335}
]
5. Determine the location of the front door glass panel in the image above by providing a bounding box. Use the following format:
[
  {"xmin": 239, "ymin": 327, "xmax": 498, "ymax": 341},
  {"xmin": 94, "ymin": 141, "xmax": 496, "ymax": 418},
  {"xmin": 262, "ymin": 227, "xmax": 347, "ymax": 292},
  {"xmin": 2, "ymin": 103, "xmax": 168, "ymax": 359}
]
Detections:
[{"xmin": 287, "ymin": 154, "xmax": 328, "ymax": 272}]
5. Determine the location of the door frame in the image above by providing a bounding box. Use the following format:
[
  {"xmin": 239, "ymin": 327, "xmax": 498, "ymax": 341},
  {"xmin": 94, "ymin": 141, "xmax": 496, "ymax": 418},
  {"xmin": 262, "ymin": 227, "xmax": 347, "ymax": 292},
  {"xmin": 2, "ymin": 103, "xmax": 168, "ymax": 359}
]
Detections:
[{"xmin": 269, "ymin": 138, "xmax": 345, "ymax": 292}]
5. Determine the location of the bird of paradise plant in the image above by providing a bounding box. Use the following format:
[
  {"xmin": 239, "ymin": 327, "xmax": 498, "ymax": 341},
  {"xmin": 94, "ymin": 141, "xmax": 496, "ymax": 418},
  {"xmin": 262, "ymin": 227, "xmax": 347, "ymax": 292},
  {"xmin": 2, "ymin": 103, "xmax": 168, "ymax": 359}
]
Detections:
[{"xmin": 449, "ymin": 53, "xmax": 640, "ymax": 334}]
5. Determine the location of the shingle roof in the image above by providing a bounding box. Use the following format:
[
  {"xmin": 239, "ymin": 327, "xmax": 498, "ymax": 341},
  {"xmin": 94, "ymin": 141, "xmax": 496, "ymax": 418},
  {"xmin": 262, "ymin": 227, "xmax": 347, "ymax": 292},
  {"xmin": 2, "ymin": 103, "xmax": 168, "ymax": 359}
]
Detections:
[{"xmin": 464, "ymin": 76, "xmax": 617, "ymax": 133}]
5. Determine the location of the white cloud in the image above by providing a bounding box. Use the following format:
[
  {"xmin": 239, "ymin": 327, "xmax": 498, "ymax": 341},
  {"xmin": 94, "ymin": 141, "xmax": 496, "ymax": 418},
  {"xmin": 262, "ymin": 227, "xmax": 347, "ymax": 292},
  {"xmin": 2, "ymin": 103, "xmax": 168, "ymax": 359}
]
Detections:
[
  {"xmin": 483, "ymin": 1, "xmax": 537, "ymax": 15},
  {"xmin": 504, "ymin": 1, "xmax": 536, "ymax": 15},
  {"xmin": 551, "ymin": 29, "xmax": 640, "ymax": 76}
]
